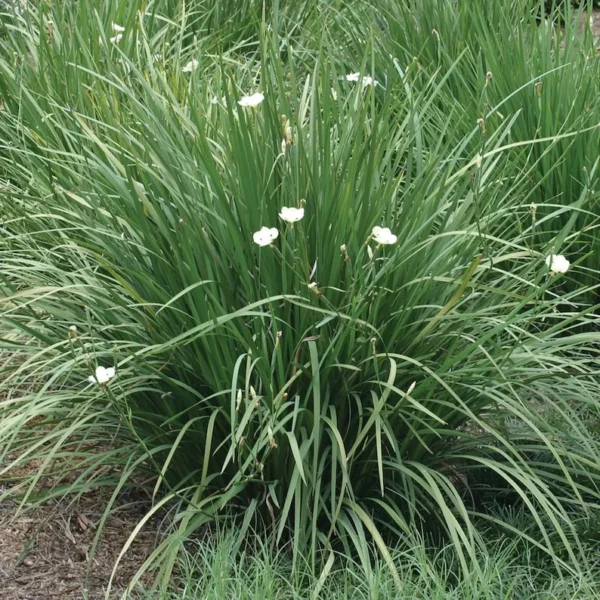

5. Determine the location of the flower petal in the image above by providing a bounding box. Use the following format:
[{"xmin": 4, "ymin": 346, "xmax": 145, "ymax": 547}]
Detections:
[
  {"xmin": 238, "ymin": 93, "xmax": 265, "ymax": 107},
  {"xmin": 253, "ymin": 226, "xmax": 279, "ymax": 246},
  {"xmin": 546, "ymin": 254, "xmax": 570, "ymax": 274},
  {"xmin": 182, "ymin": 59, "xmax": 199, "ymax": 72},
  {"xmin": 372, "ymin": 225, "xmax": 398, "ymax": 245},
  {"xmin": 279, "ymin": 207, "xmax": 304, "ymax": 223}
]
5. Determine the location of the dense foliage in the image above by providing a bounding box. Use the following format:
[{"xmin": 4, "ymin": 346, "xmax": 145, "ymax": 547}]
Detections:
[{"xmin": 1, "ymin": 0, "xmax": 599, "ymax": 596}]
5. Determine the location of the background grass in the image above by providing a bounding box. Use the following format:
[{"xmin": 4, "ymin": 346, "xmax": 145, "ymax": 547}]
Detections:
[
  {"xmin": 155, "ymin": 528, "xmax": 600, "ymax": 600},
  {"xmin": 1, "ymin": 0, "xmax": 599, "ymax": 597}
]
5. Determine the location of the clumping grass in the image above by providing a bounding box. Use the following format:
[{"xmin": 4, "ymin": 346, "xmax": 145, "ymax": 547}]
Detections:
[{"xmin": 1, "ymin": 0, "xmax": 600, "ymax": 598}]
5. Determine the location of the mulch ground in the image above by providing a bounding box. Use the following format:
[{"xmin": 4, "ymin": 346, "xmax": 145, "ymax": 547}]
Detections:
[
  {"xmin": 0, "ymin": 481, "xmax": 158, "ymax": 600},
  {"xmin": 573, "ymin": 6, "xmax": 600, "ymax": 37}
]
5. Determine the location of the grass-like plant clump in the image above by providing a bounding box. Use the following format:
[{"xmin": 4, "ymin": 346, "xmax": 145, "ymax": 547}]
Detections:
[
  {"xmin": 1, "ymin": 0, "xmax": 599, "ymax": 597},
  {"xmin": 152, "ymin": 527, "xmax": 600, "ymax": 599}
]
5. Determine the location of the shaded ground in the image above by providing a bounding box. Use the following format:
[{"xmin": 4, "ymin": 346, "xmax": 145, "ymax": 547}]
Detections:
[
  {"xmin": 0, "ymin": 480, "xmax": 157, "ymax": 600},
  {"xmin": 578, "ymin": 7, "xmax": 600, "ymax": 36}
]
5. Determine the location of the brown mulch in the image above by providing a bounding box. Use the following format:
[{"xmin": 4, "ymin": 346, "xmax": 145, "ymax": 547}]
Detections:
[
  {"xmin": 0, "ymin": 478, "xmax": 160, "ymax": 600},
  {"xmin": 578, "ymin": 8, "xmax": 600, "ymax": 36},
  {"xmin": 593, "ymin": 10, "xmax": 600, "ymax": 37}
]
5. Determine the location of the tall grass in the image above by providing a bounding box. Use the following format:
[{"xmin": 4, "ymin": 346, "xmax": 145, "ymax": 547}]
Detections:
[
  {"xmin": 337, "ymin": 0, "xmax": 600, "ymax": 295},
  {"xmin": 1, "ymin": 0, "xmax": 599, "ymax": 596}
]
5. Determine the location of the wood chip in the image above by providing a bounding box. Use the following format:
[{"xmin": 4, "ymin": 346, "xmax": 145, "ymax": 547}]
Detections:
[{"xmin": 76, "ymin": 513, "xmax": 89, "ymax": 532}]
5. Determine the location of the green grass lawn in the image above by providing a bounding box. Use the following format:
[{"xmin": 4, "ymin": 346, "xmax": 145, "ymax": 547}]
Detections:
[{"xmin": 1, "ymin": 0, "xmax": 599, "ymax": 598}]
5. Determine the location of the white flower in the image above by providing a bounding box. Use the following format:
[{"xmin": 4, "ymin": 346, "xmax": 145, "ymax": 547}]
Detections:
[
  {"xmin": 182, "ymin": 59, "xmax": 199, "ymax": 73},
  {"xmin": 253, "ymin": 226, "xmax": 279, "ymax": 246},
  {"xmin": 345, "ymin": 73, "xmax": 378, "ymax": 87},
  {"xmin": 110, "ymin": 33, "xmax": 123, "ymax": 44},
  {"xmin": 281, "ymin": 139, "xmax": 287, "ymax": 155},
  {"xmin": 372, "ymin": 226, "xmax": 397, "ymax": 245},
  {"xmin": 308, "ymin": 282, "xmax": 318, "ymax": 292},
  {"xmin": 545, "ymin": 254, "xmax": 570, "ymax": 275},
  {"xmin": 111, "ymin": 23, "xmax": 125, "ymax": 33},
  {"xmin": 279, "ymin": 207, "xmax": 304, "ymax": 223},
  {"xmin": 361, "ymin": 75, "xmax": 377, "ymax": 87},
  {"xmin": 88, "ymin": 366, "xmax": 116, "ymax": 385},
  {"xmin": 238, "ymin": 93, "xmax": 265, "ymax": 108}
]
